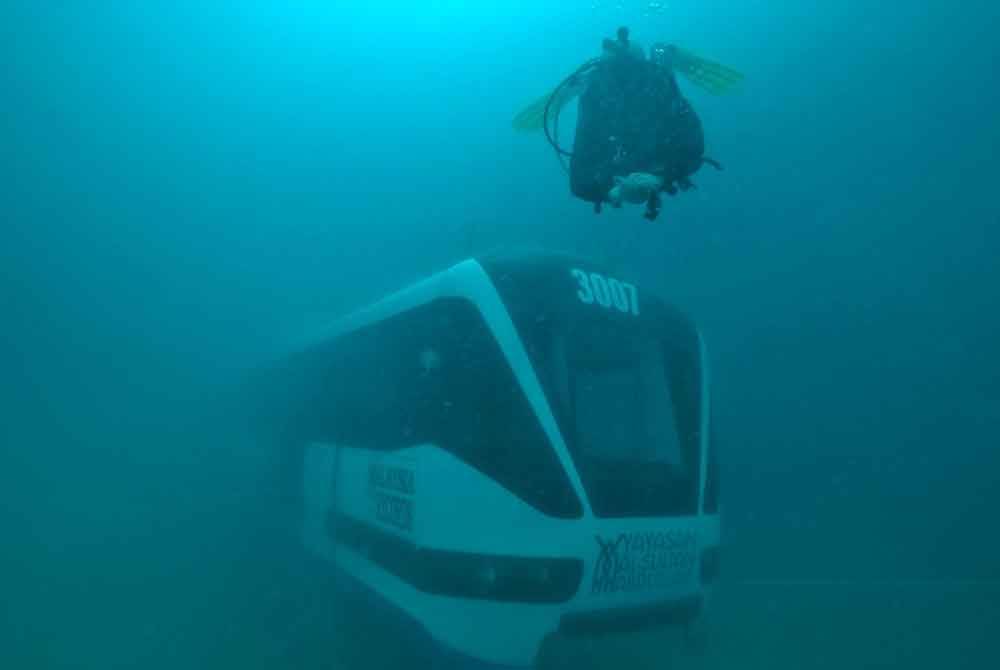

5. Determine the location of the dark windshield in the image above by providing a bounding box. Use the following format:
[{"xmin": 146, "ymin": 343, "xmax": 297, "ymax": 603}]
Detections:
[
  {"xmin": 557, "ymin": 331, "xmax": 682, "ymax": 466},
  {"xmin": 547, "ymin": 320, "xmax": 699, "ymax": 517},
  {"xmin": 482, "ymin": 255, "xmax": 703, "ymax": 518}
]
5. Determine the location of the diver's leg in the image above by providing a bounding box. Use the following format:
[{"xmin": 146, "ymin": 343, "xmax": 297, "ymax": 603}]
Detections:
[{"xmin": 644, "ymin": 192, "xmax": 662, "ymax": 221}]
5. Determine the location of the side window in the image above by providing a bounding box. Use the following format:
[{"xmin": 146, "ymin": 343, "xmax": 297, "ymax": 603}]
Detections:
[
  {"xmin": 435, "ymin": 301, "xmax": 582, "ymax": 519},
  {"xmin": 314, "ymin": 298, "xmax": 582, "ymax": 519}
]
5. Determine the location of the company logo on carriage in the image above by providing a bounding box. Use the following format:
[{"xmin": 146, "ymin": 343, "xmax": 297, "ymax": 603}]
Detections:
[
  {"xmin": 592, "ymin": 530, "xmax": 698, "ymax": 595},
  {"xmin": 368, "ymin": 463, "xmax": 415, "ymax": 532}
]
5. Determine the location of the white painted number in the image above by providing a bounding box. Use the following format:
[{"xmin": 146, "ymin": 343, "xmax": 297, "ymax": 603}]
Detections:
[
  {"xmin": 609, "ymin": 279, "xmax": 628, "ymax": 312},
  {"xmin": 591, "ymin": 274, "xmax": 611, "ymax": 307},
  {"xmin": 571, "ymin": 269, "xmax": 594, "ymax": 304},
  {"xmin": 571, "ymin": 269, "xmax": 639, "ymax": 316}
]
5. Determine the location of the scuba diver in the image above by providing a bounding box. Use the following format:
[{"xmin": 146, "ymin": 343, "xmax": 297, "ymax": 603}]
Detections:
[{"xmin": 513, "ymin": 27, "xmax": 743, "ymax": 221}]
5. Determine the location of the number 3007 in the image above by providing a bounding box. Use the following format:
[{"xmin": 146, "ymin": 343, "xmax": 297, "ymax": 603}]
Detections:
[{"xmin": 570, "ymin": 269, "xmax": 640, "ymax": 316}]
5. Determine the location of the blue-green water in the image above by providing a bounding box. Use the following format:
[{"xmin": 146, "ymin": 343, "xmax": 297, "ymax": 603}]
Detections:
[{"xmin": 3, "ymin": 2, "xmax": 998, "ymax": 668}]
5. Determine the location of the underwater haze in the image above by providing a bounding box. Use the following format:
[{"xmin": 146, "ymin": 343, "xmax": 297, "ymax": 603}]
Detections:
[{"xmin": 3, "ymin": 1, "xmax": 999, "ymax": 668}]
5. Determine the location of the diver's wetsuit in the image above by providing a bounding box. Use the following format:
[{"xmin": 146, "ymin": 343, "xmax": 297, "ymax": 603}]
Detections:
[{"xmin": 570, "ymin": 42, "xmax": 706, "ymax": 220}]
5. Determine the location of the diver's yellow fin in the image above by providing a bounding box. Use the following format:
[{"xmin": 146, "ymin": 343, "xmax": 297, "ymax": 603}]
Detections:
[
  {"xmin": 672, "ymin": 47, "xmax": 744, "ymax": 95},
  {"xmin": 512, "ymin": 86, "xmax": 575, "ymax": 132},
  {"xmin": 512, "ymin": 92, "xmax": 551, "ymax": 132}
]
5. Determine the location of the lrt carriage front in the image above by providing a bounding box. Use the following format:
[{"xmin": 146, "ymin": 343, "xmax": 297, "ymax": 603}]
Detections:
[{"xmin": 266, "ymin": 253, "xmax": 719, "ymax": 669}]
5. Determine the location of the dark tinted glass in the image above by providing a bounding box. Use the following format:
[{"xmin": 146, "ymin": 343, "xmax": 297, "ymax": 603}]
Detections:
[
  {"xmin": 482, "ymin": 255, "xmax": 703, "ymax": 518},
  {"xmin": 295, "ymin": 297, "xmax": 582, "ymax": 519},
  {"xmin": 555, "ymin": 325, "xmax": 699, "ymax": 517}
]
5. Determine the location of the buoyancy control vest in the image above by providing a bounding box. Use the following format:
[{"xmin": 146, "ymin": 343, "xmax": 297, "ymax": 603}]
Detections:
[{"xmin": 569, "ymin": 54, "xmax": 706, "ymax": 210}]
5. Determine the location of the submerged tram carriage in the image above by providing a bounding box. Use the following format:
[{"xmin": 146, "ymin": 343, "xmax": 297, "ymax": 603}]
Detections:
[{"xmin": 262, "ymin": 253, "xmax": 720, "ymax": 668}]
